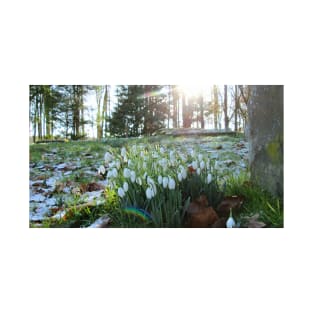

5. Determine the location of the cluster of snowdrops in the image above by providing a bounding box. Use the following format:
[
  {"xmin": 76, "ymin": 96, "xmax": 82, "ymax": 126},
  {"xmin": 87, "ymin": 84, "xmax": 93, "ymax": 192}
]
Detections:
[{"xmin": 98, "ymin": 144, "xmax": 228, "ymax": 227}]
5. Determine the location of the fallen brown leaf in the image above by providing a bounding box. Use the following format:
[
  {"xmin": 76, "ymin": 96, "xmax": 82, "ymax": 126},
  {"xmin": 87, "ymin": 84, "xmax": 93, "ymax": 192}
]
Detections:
[
  {"xmin": 211, "ymin": 217, "xmax": 227, "ymax": 228},
  {"xmin": 80, "ymin": 182, "xmax": 103, "ymax": 193},
  {"xmin": 216, "ymin": 195, "xmax": 244, "ymax": 217},
  {"xmin": 186, "ymin": 206, "xmax": 219, "ymax": 227}
]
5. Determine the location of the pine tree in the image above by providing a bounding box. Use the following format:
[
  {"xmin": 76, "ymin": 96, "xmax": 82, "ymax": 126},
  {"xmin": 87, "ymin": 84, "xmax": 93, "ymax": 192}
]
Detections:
[
  {"xmin": 142, "ymin": 85, "xmax": 167, "ymax": 135},
  {"xmin": 109, "ymin": 85, "xmax": 145, "ymax": 137}
]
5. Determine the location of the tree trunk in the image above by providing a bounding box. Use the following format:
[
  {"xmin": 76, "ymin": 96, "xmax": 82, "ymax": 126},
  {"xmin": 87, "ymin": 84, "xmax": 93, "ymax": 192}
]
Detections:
[
  {"xmin": 105, "ymin": 85, "xmax": 110, "ymax": 136},
  {"xmin": 101, "ymin": 85, "xmax": 108, "ymax": 138},
  {"xmin": 213, "ymin": 85, "xmax": 219, "ymax": 129},
  {"xmin": 80, "ymin": 86, "xmax": 84, "ymax": 136},
  {"xmin": 33, "ymin": 93, "xmax": 39, "ymax": 142},
  {"xmin": 167, "ymin": 85, "xmax": 171, "ymax": 128},
  {"xmin": 224, "ymin": 85, "xmax": 229, "ymax": 130},
  {"xmin": 199, "ymin": 92, "xmax": 204, "ymax": 129},
  {"xmin": 182, "ymin": 94, "xmax": 191, "ymax": 128},
  {"xmin": 234, "ymin": 85, "xmax": 239, "ymax": 131},
  {"xmin": 172, "ymin": 86, "xmax": 178, "ymax": 128},
  {"xmin": 247, "ymin": 85, "xmax": 283, "ymax": 197}
]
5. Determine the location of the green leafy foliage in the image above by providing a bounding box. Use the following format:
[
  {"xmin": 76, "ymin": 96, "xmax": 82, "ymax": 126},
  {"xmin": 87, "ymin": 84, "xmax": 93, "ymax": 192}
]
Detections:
[{"xmin": 224, "ymin": 173, "xmax": 283, "ymax": 227}]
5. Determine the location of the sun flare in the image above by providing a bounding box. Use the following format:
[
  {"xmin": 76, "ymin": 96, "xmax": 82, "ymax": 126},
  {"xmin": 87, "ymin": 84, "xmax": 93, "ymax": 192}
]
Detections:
[{"xmin": 178, "ymin": 84, "xmax": 207, "ymax": 97}]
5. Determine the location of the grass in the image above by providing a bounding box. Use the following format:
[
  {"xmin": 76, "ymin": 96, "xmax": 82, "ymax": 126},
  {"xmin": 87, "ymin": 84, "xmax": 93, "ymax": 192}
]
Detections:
[{"xmin": 224, "ymin": 173, "xmax": 284, "ymax": 227}]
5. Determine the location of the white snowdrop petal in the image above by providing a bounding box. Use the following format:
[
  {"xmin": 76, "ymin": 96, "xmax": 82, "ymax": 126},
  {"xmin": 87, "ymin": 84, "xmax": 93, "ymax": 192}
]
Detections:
[
  {"xmin": 162, "ymin": 177, "xmax": 169, "ymax": 188},
  {"xmin": 207, "ymin": 173, "xmax": 212, "ymax": 184},
  {"xmin": 118, "ymin": 187, "xmax": 125, "ymax": 198},
  {"xmin": 168, "ymin": 177, "xmax": 176, "ymax": 190},
  {"xmin": 123, "ymin": 182, "xmax": 129, "ymax": 192},
  {"xmin": 226, "ymin": 216, "xmax": 236, "ymax": 228}
]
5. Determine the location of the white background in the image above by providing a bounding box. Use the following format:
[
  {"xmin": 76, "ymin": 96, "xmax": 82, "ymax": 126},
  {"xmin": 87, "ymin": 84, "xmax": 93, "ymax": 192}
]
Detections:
[{"xmin": 1, "ymin": 1, "xmax": 312, "ymax": 312}]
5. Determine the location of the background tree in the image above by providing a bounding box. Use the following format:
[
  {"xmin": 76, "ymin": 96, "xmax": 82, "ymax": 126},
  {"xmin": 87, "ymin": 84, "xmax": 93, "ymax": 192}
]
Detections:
[
  {"xmin": 223, "ymin": 85, "xmax": 229, "ymax": 130},
  {"xmin": 171, "ymin": 85, "xmax": 179, "ymax": 128},
  {"xmin": 212, "ymin": 85, "xmax": 220, "ymax": 129},
  {"xmin": 199, "ymin": 91, "xmax": 205, "ymax": 129},
  {"xmin": 94, "ymin": 85, "xmax": 110, "ymax": 139},
  {"xmin": 109, "ymin": 85, "xmax": 145, "ymax": 137},
  {"xmin": 142, "ymin": 85, "xmax": 167, "ymax": 135},
  {"xmin": 182, "ymin": 92, "xmax": 192, "ymax": 128}
]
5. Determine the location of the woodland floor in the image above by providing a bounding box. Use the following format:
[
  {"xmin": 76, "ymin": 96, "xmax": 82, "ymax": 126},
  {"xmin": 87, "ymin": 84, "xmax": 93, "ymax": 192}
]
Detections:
[{"xmin": 29, "ymin": 134, "xmax": 250, "ymax": 227}]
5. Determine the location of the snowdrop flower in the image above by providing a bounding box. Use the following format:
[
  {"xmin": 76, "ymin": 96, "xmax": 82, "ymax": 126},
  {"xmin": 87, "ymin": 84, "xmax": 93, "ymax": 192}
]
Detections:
[
  {"xmin": 147, "ymin": 176, "xmax": 154, "ymax": 185},
  {"xmin": 98, "ymin": 165, "xmax": 105, "ymax": 176},
  {"xmin": 168, "ymin": 177, "xmax": 176, "ymax": 190},
  {"xmin": 142, "ymin": 162, "xmax": 147, "ymax": 169},
  {"xmin": 192, "ymin": 160, "xmax": 198, "ymax": 170},
  {"xmin": 198, "ymin": 154, "xmax": 203, "ymax": 162},
  {"xmin": 226, "ymin": 209, "xmax": 236, "ymax": 228},
  {"xmin": 123, "ymin": 168, "xmax": 131, "ymax": 178},
  {"xmin": 177, "ymin": 172, "xmax": 182, "ymax": 182},
  {"xmin": 196, "ymin": 168, "xmax": 201, "ymax": 175},
  {"xmin": 107, "ymin": 170, "xmax": 113, "ymax": 179},
  {"xmin": 112, "ymin": 168, "xmax": 118, "ymax": 178},
  {"xmin": 140, "ymin": 150, "xmax": 145, "ymax": 158},
  {"xmin": 200, "ymin": 160, "xmax": 205, "ymax": 170},
  {"xmin": 206, "ymin": 160, "xmax": 211, "ymax": 170},
  {"xmin": 207, "ymin": 173, "xmax": 212, "ymax": 184},
  {"xmin": 127, "ymin": 159, "xmax": 132, "ymax": 167},
  {"xmin": 136, "ymin": 177, "xmax": 142, "ymax": 186},
  {"xmin": 226, "ymin": 216, "xmax": 236, "ymax": 228},
  {"xmin": 158, "ymin": 175, "xmax": 163, "ymax": 185},
  {"xmin": 123, "ymin": 181, "xmax": 129, "ymax": 192},
  {"xmin": 146, "ymin": 187, "xmax": 153, "ymax": 200},
  {"xmin": 162, "ymin": 176, "xmax": 169, "ymax": 188},
  {"xmin": 147, "ymin": 178, "xmax": 157, "ymax": 195},
  {"xmin": 104, "ymin": 152, "xmax": 113, "ymax": 164},
  {"xmin": 121, "ymin": 147, "xmax": 127, "ymax": 158},
  {"xmin": 115, "ymin": 159, "xmax": 121, "ymax": 169},
  {"xmin": 130, "ymin": 170, "xmax": 136, "ymax": 183},
  {"xmin": 149, "ymin": 183, "xmax": 156, "ymax": 197},
  {"xmin": 118, "ymin": 187, "xmax": 125, "ymax": 198},
  {"xmin": 108, "ymin": 161, "xmax": 116, "ymax": 168},
  {"xmin": 160, "ymin": 147, "xmax": 165, "ymax": 154}
]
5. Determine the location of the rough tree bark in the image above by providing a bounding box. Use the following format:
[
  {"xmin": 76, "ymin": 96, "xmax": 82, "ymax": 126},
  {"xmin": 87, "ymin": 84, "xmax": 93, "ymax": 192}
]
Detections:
[{"xmin": 247, "ymin": 85, "xmax": 283, "ymax": 197}]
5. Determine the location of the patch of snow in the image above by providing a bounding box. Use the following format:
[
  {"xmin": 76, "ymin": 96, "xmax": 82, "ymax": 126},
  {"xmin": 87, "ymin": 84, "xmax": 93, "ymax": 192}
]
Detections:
[
  {"xmin": 83, "ymin": 170, "xmax": 96, "ymax": 176},
  {"xmin": 46, "ymin": 177, "xmax": 57, "ymax": 188},
  {"xmin": 30, "ymin": 194, "xmax": 46, "ymax": 202},
  {"xmin": 55, "ymin": 163, "xmax": 67, "ymax": 170},
  {"xmin": 88, "ymin": 215, "xmax": 110, "ymax": 228},
  {"xmin": 45, "ymin": 198, "xmax": 57, "ymax": 206},
  {"xmin": 52, "ymin": 210, "xmax": 66, "ymax": 220},
  {"xmin": 29, "ymin": 205, "xmax": 51, "ymax": 221},
  {"xmin": 30, "ymin": 180, "xmax": 44, "ymax": 186},
  {"xmin": 84, "ymin": 190, "xmax": 103, "ymax": 202}
]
